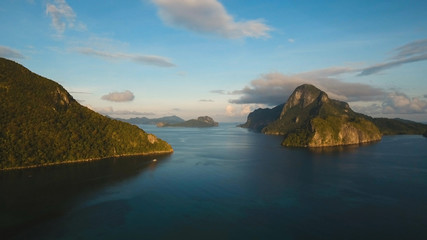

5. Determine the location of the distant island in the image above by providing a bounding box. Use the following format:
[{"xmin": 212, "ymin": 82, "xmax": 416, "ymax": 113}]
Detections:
[
  {"xmin": 157, "ymin": 116, "xmax": 219, "ymax": 128},
  {"xmin": 116, "ymin": 116, "xmax": 185, "ymax": 125},
  {"xmin": 240, "ymin": 84, "xmax": 427, "ymax": 147},
  {"xmin": 0, "ymin": 58, "xmax": 173, "ymax": 170},
  {"xmin": 372, "ymin": 118, "xmax": 427, "ymax": 135}
]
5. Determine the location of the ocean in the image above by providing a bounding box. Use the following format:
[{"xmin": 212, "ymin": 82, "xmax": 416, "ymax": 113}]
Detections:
[{"xmin": 1, "ymin": 123, "xmax": 427, "ymax": 239}]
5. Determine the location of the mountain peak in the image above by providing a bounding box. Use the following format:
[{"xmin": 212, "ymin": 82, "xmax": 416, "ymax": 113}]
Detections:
[{"xmin": 280, "ymin": 84, "xmax": 329, "ymax": 119}]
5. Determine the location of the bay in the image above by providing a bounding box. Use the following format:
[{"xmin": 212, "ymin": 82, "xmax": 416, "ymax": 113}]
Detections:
[{"xmin": 1, "ymin": 123, "xmax": 427, "ymax": 239}]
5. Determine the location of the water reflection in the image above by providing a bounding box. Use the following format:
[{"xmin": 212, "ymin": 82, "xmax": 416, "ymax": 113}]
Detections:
[{"xmin": 0, "ymin": 154, "xmax": 171, "ymax": 239}]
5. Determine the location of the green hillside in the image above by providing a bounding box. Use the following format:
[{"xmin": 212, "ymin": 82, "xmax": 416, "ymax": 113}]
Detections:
[{"xmin": 0, "ymin": 58, "xmax": 173, "ymax": 170}]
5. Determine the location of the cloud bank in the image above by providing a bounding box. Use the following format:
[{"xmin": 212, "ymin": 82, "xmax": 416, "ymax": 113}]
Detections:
[
  {"xmin": 46, "ymin": 0, "xmax": 86, "ymax": 35},
  {"xmin": 101, "ymin": 90, "xmax": 135, "ymax": 102},
  {"xmin": 382, "ymin": 92, "xmax": 427, "ymax": 114},
  {"xmin": 230, "ymin": 68, "xmax": 385, "ymax": 105},
  {"xmin": 231, "ymin": 39, "xmax": 427, "ymax": 117},
  {"xmin": 152, "ymin": 0, "xmax": 271, "ymax": 39},
  {"xmin": 0, "ymin": 46, "xmax": 24, "ymax": 59},
  {"xmin": 231, "ymin": 65, "xmax": 427, "ymax": 116},
  {"xmin": 354, "ymin": 92, "xmax": 427, "ymax": 115},
  {"xmin": 77, "ymin": 48, "xmax": 175, "ymax": 67}
]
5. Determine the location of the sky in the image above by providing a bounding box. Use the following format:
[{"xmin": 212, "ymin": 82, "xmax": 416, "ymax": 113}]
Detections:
[{"xmin": 1, "ymin": 0, "xmax": 427, "ymax": 122}]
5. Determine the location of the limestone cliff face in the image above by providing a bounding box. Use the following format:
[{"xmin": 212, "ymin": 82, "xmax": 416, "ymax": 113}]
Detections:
[
  {"xmin": 280, "ymin": 84, "xmax": 326, "ymax": 118},
  {"xmin": 263, "ymin": 84, "xmax": 382, "ymax": 147},
  {"xmin": 307, "ymin": 117, "xmax": 382, "ymax": 147}
]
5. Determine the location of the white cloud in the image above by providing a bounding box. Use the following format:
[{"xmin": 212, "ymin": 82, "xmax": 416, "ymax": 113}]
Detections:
[
  {"xmin": 225, "ymin": 104, "xmax": 259, "ymax": 117},
  {"xmin": 152, "ymin": 0, "xmax": 271, "ymax": 39},
  {"xmin": 225, "ymin": 104, "xmax": 235, "ymax": 116},
  {"xmin": 240, "ymin": 105, "xmax": 253, "ymax": 115},
  {"xmin": 101, "ymin": 90, "xmax": 135, "ymax": 102},
  {"xmin": 77, "ymin": 47, "xmax": 176, "ymax": 67},
  {"xmin": 0, "ymin": 46, "xmax": 24, "ymax": 59},
  {"xmin": 382, "ymin": 92, "xmax": 427, "ymax": 114},
  {"xmin": 288, "ymin": 38, "xmax": 295, "ymax": 43},
  {"xmin": 46, "ymin": 0, "xmax": 86, "ymax": 35},
  {"xmin": 355, "ymin": 93, "xmax": 427, "ymax": 115}
]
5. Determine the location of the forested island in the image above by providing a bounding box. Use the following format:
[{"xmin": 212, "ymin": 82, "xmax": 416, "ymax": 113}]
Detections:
[
  {"xmin": 116, "ymin": 116, "xmax": 185, "ymax": 125},
  {"xmin": 157, "ymin": 116, "xmax": 219, "ymax": 128},
  {"xmin": 240, "ymin": 84, "xmax": 427, "ymax": 147},
  {"xmin": 0, "ymin": 58, "xmax": 173, "ymax": 170}
]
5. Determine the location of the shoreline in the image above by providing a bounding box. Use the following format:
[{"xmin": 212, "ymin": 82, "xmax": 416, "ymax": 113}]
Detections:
[{"xmin": 0, "ymin": 149, "xmax": 174, "ymax": 171}]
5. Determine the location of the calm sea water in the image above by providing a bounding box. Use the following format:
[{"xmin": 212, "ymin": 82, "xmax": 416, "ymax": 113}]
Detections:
[{"xmin": 1, "ymin": 123, "xmax": 427, "ymax": 239}]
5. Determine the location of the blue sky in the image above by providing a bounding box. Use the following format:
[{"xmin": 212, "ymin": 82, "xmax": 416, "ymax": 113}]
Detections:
[{"xmin": 1, "ymin": 0, "xmax": 427, "ymax": 122}]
